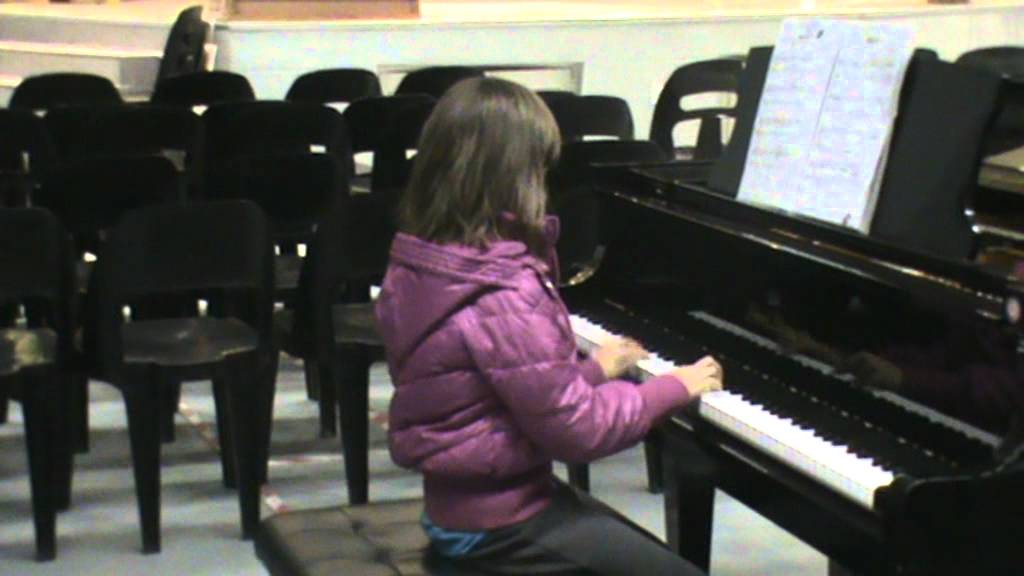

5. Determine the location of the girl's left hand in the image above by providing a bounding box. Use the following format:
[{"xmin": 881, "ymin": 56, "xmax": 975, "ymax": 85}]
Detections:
[{"xmin": 592, "ymin": 338, "xmax": 649, "ymax": 379}]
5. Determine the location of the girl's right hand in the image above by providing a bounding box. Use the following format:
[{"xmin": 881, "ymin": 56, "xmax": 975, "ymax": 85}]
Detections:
[{"xmin": 671, "ymin": 356, "xmax": 724, "ymax": 397}]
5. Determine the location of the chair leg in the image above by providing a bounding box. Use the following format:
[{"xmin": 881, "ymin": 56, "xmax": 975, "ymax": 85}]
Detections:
[
  {"xmin": 567, "ymin": 463, "xmax": 591, "ymax": 493},
  {"xmin": 316, "ymin": 359, "xmax": 337, "ymax": 438},
  {"xmin": 122, "ymin": 382, "xmax": 163, "ymax": 554},
  {"xmin": 304, "ymin": 357, "xmax": 320, "ymax": 401},
  {"xmin": 73, "ymin": 375, "xmax": 89, "ymax": 454},
  {"xmin": 336, "ymin": 349, "xmax": 370, "ymax": 505},
  {"xmin": 256, "ymin": 352, "xmax": 279, "ymax": 485},
  {"xmin": 0, "ymin": 390, "xmax": 8, "ymax": 424},
  {"xmin": 161, "ymin": 380, "xmax": 181, "ymax": 444},
  {"xmin": 212, "ymin": 378, "xmax": 236, "ymax": 490},
  {"xmin": 644, "ymin": 430, "xmax": 664, "ymax": 494},
  {"xmin": 53, "ymin": 374, "xmax": 76, "ymax": 512},
  {"xmin": 21, "ymin": 372, "xmax": 57, "ymax": 561},
  {"xmin": 223, "ymin": 356, "xmax": 262, "ymax": 540}
]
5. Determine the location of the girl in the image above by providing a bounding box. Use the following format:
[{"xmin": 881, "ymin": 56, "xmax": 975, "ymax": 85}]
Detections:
[{"xmin": 375, "ymin": 76, "xmax": 723, "ymax": 575}]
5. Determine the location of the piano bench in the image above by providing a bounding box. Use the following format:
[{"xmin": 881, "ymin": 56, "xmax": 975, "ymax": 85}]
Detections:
[{"xmin": 253, "ymin": 499, "xmax": 490, "ymax": 576}]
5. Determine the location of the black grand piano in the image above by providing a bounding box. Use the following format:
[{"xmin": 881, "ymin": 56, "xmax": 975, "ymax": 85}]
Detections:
[{"xmin": 561, "ymin": 47, "xmax": 1024, "ymax": 575}]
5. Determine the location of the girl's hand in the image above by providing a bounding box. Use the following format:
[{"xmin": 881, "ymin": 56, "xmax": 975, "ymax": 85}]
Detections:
[
  {"xmin": 671, "ymin": 356, "xmax": 724, "ymax": 397},
  {"xmin": 592, "ymin": 338, "xmax": 649, "ymax": 379}
]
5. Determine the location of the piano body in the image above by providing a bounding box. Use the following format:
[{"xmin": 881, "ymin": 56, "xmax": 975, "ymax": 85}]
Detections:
[{"xmin": 561, "ymin": 49, "xmax": 1024, "ymax": 574}]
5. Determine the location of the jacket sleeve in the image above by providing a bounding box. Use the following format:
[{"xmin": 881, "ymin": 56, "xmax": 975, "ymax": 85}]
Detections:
[
  {"xmin": 577, "ymin": 354, "xmax": 607, "ymax": 386},
  {"xmin": 457, "ymin": 309, "xmax": 690, "ymax": 464}
]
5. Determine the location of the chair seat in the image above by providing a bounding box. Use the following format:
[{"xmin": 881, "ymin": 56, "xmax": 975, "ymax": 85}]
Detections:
[
  {"xmin": 0, "ymin": 328, "xmax": 57, "ymax": 377},
  {"xmin": 332, "ymin": 302, "xmax": 381, "ymax": 347},
  {"xmin": 254, "ymin": 499, "xmax": 490, "ymax": 576},
  {"xmin": 122, "ymin": 317, "xmax": 259, "ymax": 367},
  {"xmin": 271, "ymin": 302, "xmax": 381, "ymax": 355}
]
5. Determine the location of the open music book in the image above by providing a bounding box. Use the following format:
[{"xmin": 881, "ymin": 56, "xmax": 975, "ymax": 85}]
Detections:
[{"xmin": 737, "ymin": 19, "xmax": 914, "ymax": 233}]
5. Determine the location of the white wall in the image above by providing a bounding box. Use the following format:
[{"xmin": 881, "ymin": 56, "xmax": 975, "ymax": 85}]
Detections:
[{"xmin": 214, "ymin": 6, "xmax": 1024, "ymax": 138}]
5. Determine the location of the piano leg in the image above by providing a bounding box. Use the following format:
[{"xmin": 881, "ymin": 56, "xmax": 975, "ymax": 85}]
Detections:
[
  {"xmin": 644, "ymin": 431, "xmax": 664, "ymax": 494},
  {"xmin": 663, "ymin": 431, "xmax": 717, "ymax": 572},
  {"xmin": 567, "ymin": 463, "xmax": 590, "ymax": 492}
]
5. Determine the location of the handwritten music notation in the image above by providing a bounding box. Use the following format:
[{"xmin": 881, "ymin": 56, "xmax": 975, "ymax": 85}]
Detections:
[{"xmin": 738, "ymin": 18, "xmax": 914, "ymax": 233}]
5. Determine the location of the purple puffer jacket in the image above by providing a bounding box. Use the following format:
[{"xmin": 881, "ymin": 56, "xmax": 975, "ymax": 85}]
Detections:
[{"xmin": 374, "ymin": 227, "xmax": 690, "ymax": 531}]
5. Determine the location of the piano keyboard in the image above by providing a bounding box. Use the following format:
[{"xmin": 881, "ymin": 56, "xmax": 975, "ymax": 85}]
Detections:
[{"xmin": 570, "ymin": 311, "xmax": 895, "ymax": 509}]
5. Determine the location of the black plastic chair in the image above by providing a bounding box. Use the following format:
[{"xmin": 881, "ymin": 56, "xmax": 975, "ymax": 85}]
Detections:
[
  {"xmin": 155, "ymin": 5, "xmax": 210, "ymax": 85},
  {"xmin": 956, "ymin": 47, "xmax": 1024, "ymax": 155},
  {"xmin": 650, "ymin": 58, "xmax": 744, "ymax": 161},
  {"xmin": 341, "ymin": 94, "xmax": 435, "ymax": 195},
  {"xmin": 151, "ymin": 71, "xmax": 256, "ymax": 108},
  {"xmin": 9, "ymin": 74, "xmax": 123, "ymax": 111},
  {"xmin": 286, "ymin": 68, "xmax": 382, "ymax": 105},
  {"xmin": 546, "ymin": 94, "xmax": 634, "ymax": 142},
  {"xmin": 0, "ymin": 207, "xmax": 76, "ymax": 561},
  {"xmin": 276, "ymin": 195, "xmax": 394, "ymax": 505},
  {"xmin": 0, "ymin": 109, "xmax": 54, "ymax": 207},
  {"xmin": 394, "ymin": 66, "xmax": 483, "ymax": 98},
  {"xmin": 84, "ymin": 200, "xmax": 276, "ymax": 553}
]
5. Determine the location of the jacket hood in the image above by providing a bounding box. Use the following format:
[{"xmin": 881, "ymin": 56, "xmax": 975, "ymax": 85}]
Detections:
[{"xmin": 376, "ymin": 217, "xmax": 560, "ymax": 370}]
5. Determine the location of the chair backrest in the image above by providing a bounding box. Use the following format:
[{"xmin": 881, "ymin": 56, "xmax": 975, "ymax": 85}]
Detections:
[
  {"xmin": 151, "ymin": 71, "xmax": 256, "ymax": 107},
  {"xmin": 0, "ymin": 110, "xmax": 54, "ymax": 207},
  {"xmin": 216, "ymin": 152, "xmax": 347, "ymax": 240},
  {"xmin": 286, "ymin": 68, "xmax": 382, "ymax": 105},
  {"xmin": 36, "ymin": 155, "xmax": 182, "ymax": 253},
  {"xmin": 74, "ymin": 104, "xmax": 203, "ymax": 168},
  {"xmin": 871, "ymin": 59, "xmax": 1003, "ymax": 260},
  {"xmin": 341, "ymin": 94, "xmax": 436, "ymax": 156},
  {"xmin": 294, "ymin": 195, "xmax": 394, "ymax": 357},
  {"xmin": 9, "ymin": 73, "xmax": 123, "ymax": 111},
  {"xmin": 957, "ymin": 46, "xmax": 1024, "ymax": 79},
  {"xmin": 537, "ymin": 90, "xmax": 576, "ymax": 109},
  {"xmin": 549, "ymin": 140, "xmax": 668, "ymax": 284},
  {"xmin": 394, "ymin": 66, "xmax": 483, "ymax": 98},
  {"xmin": 46, "ymin": 104, "xmax": 202, "ymax": 167},
  {"xmin": 0, "ymin": 207, "xmax": 71, "ymax": 307},
  {"xmin": 156, "ymin": 5, "xmax": 210, "ymax": 84},
  {"xmin": 88, "ymin": 200, "xmax": 274, "ymax": 372},
  {"xmin": 0, "ymin": 208, "xmax": 73, "ymax": 354},
  {"xmin": 546, "ymin": 95, "xmax": 634, "ymax": 142},
  {"xmin": 956, "ymin": 46, "xmax": 1024, "ymax": 155},
  {"xmin": 369, "ymin": 97, "xmax": 436, "ymax": 194},
  {"xmin": 649, "ymin": 58, "xmax": 744, "ymax": 160},
  {"xmin": 200, "ymin": 101, "xmax": 351, "ymax": 201}
]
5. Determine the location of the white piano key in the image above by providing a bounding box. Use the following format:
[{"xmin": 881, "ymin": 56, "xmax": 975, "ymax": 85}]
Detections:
[{"xmin": 570, "ymin": 312, "xmax": 895, "ymax": 509}]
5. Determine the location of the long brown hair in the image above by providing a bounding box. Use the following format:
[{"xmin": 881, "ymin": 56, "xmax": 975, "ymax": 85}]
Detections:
[{"xmin": 399, "ymin": 77, "xmax": 560, "ymax": 254}]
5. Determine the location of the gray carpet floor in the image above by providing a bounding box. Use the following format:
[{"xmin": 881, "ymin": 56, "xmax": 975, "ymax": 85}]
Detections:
[{"xmin": 0, "ymin": 356, "xmax": 825, "ymax": 575}]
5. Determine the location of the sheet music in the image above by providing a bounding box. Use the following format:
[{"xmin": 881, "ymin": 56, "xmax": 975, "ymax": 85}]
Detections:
[{"xmin": 738, "ymin": 19, "xmax": 914, "ymax": 233}]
